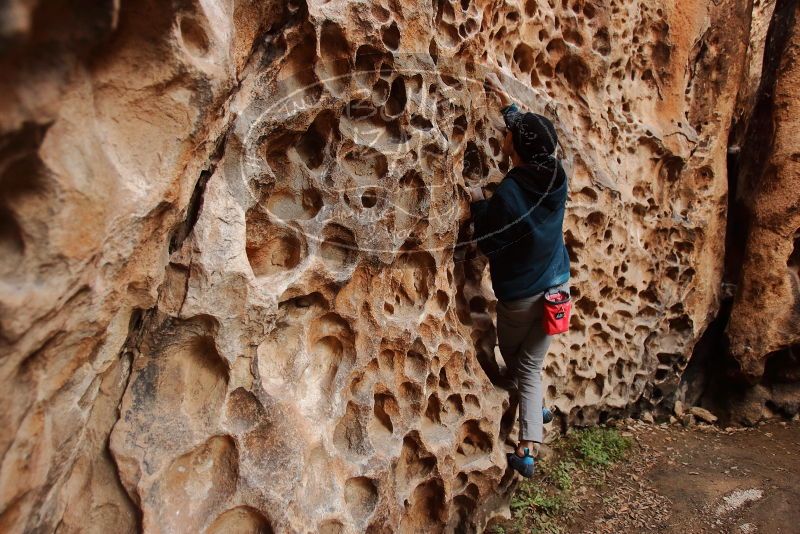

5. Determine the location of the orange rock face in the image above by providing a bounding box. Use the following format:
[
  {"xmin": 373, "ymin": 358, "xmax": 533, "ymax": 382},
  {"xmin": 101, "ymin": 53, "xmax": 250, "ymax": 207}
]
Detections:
[
  {"xmin": 727, "ymin": 1, "xmax": 800, "ymax": 378},
  {"xmin": 0, "ymin": 0, "xmax": 783, "ymax": 532}
]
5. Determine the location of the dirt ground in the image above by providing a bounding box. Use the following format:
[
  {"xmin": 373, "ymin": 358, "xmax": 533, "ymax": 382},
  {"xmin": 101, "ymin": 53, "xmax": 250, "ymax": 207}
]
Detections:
[{"xmin": 563, "ymin": 419, "xmax": 800, "ymax": 534}]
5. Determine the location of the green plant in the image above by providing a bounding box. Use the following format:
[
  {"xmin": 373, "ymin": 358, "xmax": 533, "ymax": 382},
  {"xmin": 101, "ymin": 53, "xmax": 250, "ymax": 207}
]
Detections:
[
  {"xmin": 571, "ymin": 427, "xmax": 631, "ymax": 468},
  {"xmin": 512, "ymin": 480, "xmax": 569, "ymax": 515},
  {"xmin": 531, "ymin": 489, "xmax": 567, "ymax": 515},
  {"xmin": 508, "ymin": 483, "xmax": 567, "ymax": 533},
  {"xmin": 509, "ymin": 482, "xmax": 538, "ymax": 512},
  {"xmin": 548, "ymin": 459, "xmax": 577, "ymax": 491}
]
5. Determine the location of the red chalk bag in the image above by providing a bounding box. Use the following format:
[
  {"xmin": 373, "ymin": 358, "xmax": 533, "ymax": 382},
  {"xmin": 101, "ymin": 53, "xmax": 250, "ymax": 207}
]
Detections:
[{"xmin": 543, "ymin": 289, "xmax": 571, "ymax": 335}]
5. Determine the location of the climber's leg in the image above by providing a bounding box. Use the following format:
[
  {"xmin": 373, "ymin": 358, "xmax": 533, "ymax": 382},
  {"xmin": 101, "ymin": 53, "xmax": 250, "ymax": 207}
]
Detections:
[
  {"xmin": 513, "ymin": 298, "xmax": 551, "ymax": 455},
  {"xmin": 496, "ymin": 291, "xmax": 552, "ymax": 457},
  {"xmin": 496, "ymin": 298, "xmax": 529, "ymax": 374}
]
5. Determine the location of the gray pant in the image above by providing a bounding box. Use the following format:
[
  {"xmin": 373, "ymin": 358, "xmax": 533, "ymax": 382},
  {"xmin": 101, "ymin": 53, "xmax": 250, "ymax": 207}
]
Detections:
[{"xmin": 496, "ymin": 283, "xmax": 568, "ymax": 443}]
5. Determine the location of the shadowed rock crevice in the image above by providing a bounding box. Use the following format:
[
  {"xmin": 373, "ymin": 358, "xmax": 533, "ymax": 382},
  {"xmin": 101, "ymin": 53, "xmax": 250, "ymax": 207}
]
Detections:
[
  {"xmin": 676, "ymin": 0, "xmax": 800, "ymax": 425},
  {"xmin": 169, "ymin": 127, "xmax": 230, "ymax": 254}
]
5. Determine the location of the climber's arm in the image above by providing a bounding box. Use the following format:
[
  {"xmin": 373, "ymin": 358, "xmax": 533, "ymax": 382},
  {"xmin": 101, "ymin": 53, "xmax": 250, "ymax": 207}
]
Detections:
[{"xmin": 470, "ymin": 194, "xmax": 516, "ymax": 257}]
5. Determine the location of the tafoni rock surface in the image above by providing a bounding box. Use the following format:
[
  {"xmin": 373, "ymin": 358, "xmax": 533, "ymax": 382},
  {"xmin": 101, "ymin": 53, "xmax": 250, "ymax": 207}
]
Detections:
[{"xmin": 0, "ymin": 0, "xmax": 797, "ymax": 532}]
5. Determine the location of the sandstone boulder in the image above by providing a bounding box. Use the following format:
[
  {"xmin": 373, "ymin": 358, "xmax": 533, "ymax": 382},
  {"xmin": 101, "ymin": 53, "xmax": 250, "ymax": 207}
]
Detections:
[{"xmin": 0, "ymin": 0, "xmax": 780, "ymax": 531}]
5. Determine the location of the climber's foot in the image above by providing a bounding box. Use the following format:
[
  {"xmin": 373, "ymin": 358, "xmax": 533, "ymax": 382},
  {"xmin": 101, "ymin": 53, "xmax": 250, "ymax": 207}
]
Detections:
[
  {"xmin": 507, "ymin": 448, "xmax": 535, "ymax": 478},
  {"xmin": 543, "ymin": 407, "xmax": 554, "ymax": 424}
]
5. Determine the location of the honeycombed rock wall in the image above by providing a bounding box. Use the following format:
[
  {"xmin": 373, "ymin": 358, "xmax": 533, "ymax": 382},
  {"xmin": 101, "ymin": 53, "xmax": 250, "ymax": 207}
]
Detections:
[{"xmin": 0, "ymin": 0, "xmax": 785, "ymax": 532}]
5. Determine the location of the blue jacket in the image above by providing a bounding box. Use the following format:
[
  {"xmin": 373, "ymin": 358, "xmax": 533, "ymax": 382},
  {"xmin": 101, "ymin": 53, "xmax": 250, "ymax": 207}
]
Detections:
[{"xmin": 470, "ymin": 162, "xmax": 570, "ymax": 301}]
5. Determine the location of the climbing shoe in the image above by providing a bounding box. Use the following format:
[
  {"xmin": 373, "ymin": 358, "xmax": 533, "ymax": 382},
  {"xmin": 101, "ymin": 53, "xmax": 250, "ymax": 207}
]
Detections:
[
  {"xmin": 543, "ymin": 407, "xmax": 554, "ymax": 424},
  {"xmin": 507, "ymin": 447, "xmax": 535, "ymax": 478}
]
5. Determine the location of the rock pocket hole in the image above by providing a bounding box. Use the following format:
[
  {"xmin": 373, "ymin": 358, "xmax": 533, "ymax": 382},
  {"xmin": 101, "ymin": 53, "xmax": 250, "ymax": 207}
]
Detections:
[
  {"xmin": 385, "ymin": 76, "xmax": 407, "ymax": 116},
  {"xmin": 563, "ymin": 28, "xmax": 584, "ymax": 47},
  {"xmin": 318, "ymin": 520, "xmax": 344, "ymax": 534},
  {"xmin": 246, "ymin": 211, "xmax": 305, "ymax": 277},
  {"xmin": 266, "ymin": 188, "xmax": 323, "ymax": 220},
  {"xmin": 462, "ymin": 141, "xmax": 487, "ymax": 180},
  {"xmin": 0, "ymin": 125, "xmax": 50, "ymax": 276},
  {"xmin": 456, "ymin": 419, "xmax": 492, "ymax": 459},
  {"xmin": 150, "ymin": 327, "xmax": 230, "ymax": 425},
  {"xmin": 513, "ymin": 43, "xmax": 535, "ymax": 72},
  {"xmin": 429, "ymin": 39, "xmax": 439, "ymax": 64},
  {"xmin": 372, "ymin": 78, "xmax": 390, "ymax": 104},
  {"xmin": 372, "ymin": 392, "xmax": 398, "ymax": 435},
  {"xmin": 296, "ymin": 111, "xmax": 336, "ymax": 170},
  {"xmin": 343, "ymin": 145, "xmax": 388, "ymax": 180},
  {"xmin": 407, "ymin": 73, "xmax": 423, "ymax": 93},
  {"xmin": 382, "ymin": 21, "xmax": 401, "ymax": 50},
  {"xmin": 546, "ymin": 38, "xmax": 566, "ymax": 58},
  {"xmin": 452, "ymin": 114, "xmax": 468, "ymax": 146},
  {"xmin": 659, "ymin": 155, "xmax": 685, "ymax": 182},
  {"xmin": 320, "ymin": 223, "xmax": 357, "ymax": 270},
  {"xmin": 225, "ymin": 388, "xmax": 265, "ymax": 434},
  {"xmin": 246, "ymin": 230, "xmax": 303, "ymax": 277},
  {"xmin": 556, "ymin": 53, "xmax": 591, "ymax": 88},
  {"xmin": 399, "ymin": 479, "xmax": 446, "ymax": 533},
  {"xmin": 592, "ymin": 28, "xmax": 611, "ymax": 55},
  {"xmin": 530, "ymin": 69, "xmax": 542, "ymax": 87},
  {"xmin": 0, "ymin": 205, "xmax": 24, "ymax": 271},
  {"xmin": 304, "ymin": 335, "xmax": 347, "ymax": 396},
  {"xmin": 435, "ymin": 290, "xmax": 449, "ymax": 311},
  {"xmin": 397, "ymin": 433, "xmax": 436, "ymax": 491},
  {"xmin": 372, "ymin": 4, "xmax": 391, "ymax": 22},
  {"xmin": 354, "ymin": 44, "xmax": 387, "ymax": 86},
  {"xmin": 424, "ymin": 393, "xmax": 442, "ymax": 424},
  {"xmin": 319, "ymin": 22, "xmax": 352, "ymax": 96},
  {"xmin": 206, "ymin": 507, "xmax": 273, "ymax": 534},
  {"xmin": 445, "ymin": 394, "xmax": 465, "ymax": 423},
  {"xmin": 404, "ymin": 347, "xmax": 427, "ymax": 380},
  {"xmin": 334, "ymin": 402, "xmax": 370, "ymax": 458},
  {"xmin": 179, "ymin": 15, "xmax": 210, "ymax": 57},
  {"xmin": 344, "ymin": 477, "xmax": 378, "ymax": 523},
  {"xmin": 361, "ymin": 188, "xmax": 379, "ymax": 208},
  {"xmin": 524, "ymin": 0, "xmax": 538, "ymax": 15},
  {"xmin": 441, "ymin": 73, "xmax": 462, "ymax": 89},
  {"xmin": 383, "ymin": 249, "xmax": 435, "ymax": 314},
  {"xmin": 411, "ymin": 115, "xmax": 433, "ymax": 130},
  {"xmin": 161, "ymin": 435, "xmax": 239, "ymax": 531}
]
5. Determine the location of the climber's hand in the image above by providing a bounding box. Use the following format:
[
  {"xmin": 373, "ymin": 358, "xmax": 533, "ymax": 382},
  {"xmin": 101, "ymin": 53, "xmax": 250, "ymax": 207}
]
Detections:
[
  {"xmin": 484, "ymin": 72, "xmax": 511, "ymax": 107},
  {"xmin": 468, "ymin": 185, "xmax": 485, "ymax": 202}
]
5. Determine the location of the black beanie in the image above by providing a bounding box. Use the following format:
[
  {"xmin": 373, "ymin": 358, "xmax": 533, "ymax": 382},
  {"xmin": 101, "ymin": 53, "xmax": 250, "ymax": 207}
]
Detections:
[{"xmin": 502, "ymin": 105, "xmax": 558, "ymax": 163}]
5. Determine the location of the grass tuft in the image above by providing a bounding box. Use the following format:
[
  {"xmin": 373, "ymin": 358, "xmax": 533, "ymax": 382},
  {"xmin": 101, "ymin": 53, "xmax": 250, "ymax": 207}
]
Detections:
[{"xmin": 569, "ymin": 427, "xmax": 631, "ymax": 468}]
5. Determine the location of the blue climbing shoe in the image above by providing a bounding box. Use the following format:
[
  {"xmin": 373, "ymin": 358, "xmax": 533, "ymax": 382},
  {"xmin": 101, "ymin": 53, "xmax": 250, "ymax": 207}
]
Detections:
[
  {"xmin": 543, "ymin": 407, "xmax": 554, "ymax": 424},
  {"xmin": 507, "ymin": 448, "xmax": 535, "ymax": 478}
]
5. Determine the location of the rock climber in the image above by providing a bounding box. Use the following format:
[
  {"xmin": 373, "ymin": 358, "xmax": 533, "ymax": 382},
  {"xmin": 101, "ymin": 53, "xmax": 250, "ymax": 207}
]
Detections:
[{"xmin": 468, "ymin": 72, "xmax": 571, "ymax": 478}]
